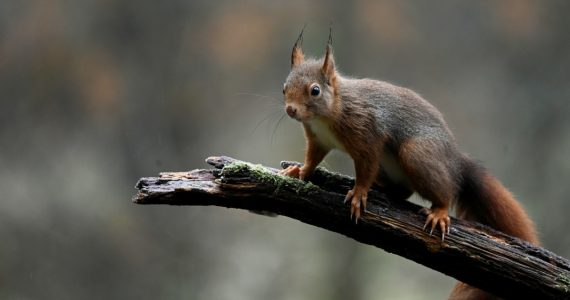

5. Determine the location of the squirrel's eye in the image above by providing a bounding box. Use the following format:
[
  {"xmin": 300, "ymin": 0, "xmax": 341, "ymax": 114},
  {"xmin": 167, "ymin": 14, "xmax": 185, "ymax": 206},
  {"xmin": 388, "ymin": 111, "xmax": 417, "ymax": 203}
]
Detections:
[{"xmin": 310, "ymin": 85, "xmax": 320, "ymax": 96}]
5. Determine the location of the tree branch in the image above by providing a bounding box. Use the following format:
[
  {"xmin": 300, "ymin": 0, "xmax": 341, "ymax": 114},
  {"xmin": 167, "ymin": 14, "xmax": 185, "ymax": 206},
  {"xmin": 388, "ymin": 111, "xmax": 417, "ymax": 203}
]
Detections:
[{"xmin": 133, "ymin": 155, "xmax": 570, "ymax": 299}]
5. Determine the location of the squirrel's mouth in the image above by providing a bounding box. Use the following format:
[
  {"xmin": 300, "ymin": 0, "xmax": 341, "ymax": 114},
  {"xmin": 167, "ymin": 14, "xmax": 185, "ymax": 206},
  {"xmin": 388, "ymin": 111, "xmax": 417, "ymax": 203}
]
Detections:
[
  {"xmin": 287, "ymin": 113, "xmax": 308, "ymax": 123},
  {"xmin": 289, "ymin": 115, "xmax": 302, "ymax": 122},
  {"xmin": 285, "ymin": 105, "xmax": 304, "ymax": 122}
]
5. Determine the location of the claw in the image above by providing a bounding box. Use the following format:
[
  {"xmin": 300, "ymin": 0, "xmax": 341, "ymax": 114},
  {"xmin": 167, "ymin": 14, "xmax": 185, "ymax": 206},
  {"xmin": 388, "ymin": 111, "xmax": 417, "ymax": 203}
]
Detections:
[
  {"xmin": 344, "ymin": 187, "xmax": 368, "ymax": 224},
  {"xmin": 344, "ymin": 190, "xmax": 354, "ymax": 204},
  {"xmin": 423, "ymin": 214, "xmax": 434, "ymax": 230},
  {"xmin": 421, "ymin": 207, "xmax": 451, "ymax": 242},
  {"xmin": 439, "ymin": 220, "xmax": 446, "ymax": 236},
  {"xmin": 429, "ymin": 221, "xmax": 436, "ymax": 236},
  {"xmin": 352, "ymin": 199, "xmax": 361, "ymax": 223}
]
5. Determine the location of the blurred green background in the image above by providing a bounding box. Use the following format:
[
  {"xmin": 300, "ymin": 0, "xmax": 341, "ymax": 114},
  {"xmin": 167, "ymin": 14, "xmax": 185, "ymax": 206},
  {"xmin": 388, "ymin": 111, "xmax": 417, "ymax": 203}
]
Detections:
[{"xmin": 1, "ymin": 1, "xmax": 569, "ymax": 299}]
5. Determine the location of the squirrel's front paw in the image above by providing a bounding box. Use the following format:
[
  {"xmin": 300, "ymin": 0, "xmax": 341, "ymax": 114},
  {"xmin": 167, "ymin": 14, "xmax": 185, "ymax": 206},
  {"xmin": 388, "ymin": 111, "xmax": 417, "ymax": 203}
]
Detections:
[
  {"xmin": 280, "ymin": 165, "xmax": 311, "ymax": 180},
  {"xmin": 344, "ymin": 187, "xmax": 368, "ymax": 223},
  {"xmin": 280, "ymin": 165, "xmax": 301, "ymax": 178}
]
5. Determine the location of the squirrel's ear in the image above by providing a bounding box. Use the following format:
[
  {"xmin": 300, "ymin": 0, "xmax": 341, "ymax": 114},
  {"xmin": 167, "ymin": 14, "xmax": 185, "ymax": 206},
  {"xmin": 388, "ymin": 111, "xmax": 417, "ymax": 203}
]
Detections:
[
  {"xmin": 321, "ymin": 28, "xmax": 335, "ymax": 82},
  {"xmin": 291, "ymin": 27, "xmax": 305, "ymax": 68}
]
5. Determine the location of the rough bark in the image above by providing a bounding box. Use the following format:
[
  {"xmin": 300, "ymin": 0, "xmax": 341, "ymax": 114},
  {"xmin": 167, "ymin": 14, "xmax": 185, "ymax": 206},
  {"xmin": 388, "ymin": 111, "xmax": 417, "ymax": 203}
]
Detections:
[{"xmin": 133, "ymin": 155, "xmax": 570, "ymax": 299}]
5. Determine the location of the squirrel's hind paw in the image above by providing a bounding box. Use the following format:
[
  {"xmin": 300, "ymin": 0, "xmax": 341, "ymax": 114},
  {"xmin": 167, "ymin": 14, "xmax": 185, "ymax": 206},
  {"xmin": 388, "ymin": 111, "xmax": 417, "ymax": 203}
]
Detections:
[{"xmin": 420, "ymin": 207, "xmax": 451, "ymax": 242}]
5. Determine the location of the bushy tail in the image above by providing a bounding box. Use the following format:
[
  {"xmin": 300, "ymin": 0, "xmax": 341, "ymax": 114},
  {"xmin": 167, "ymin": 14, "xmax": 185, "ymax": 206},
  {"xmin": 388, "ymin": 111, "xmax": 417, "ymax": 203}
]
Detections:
[
  {"xmin": 449, "ymin": 156, "xmax": 539, "ymax": 300},
  {"xmin": 456, "ymin": 156, "xmax": 538, "ymax": 244}
]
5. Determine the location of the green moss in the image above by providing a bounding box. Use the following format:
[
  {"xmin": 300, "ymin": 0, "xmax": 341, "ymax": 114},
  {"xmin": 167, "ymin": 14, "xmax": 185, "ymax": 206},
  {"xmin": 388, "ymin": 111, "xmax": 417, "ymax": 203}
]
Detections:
[
  {"xmin": 220, "ymin": 162, "xmax": 321, "ymax": 195},
  {"xmin": 299, "ymin": 181, "xmax": 319, "ymax": 194},
  {"xmin": 555, "ymin": 273, "xmax": 570, "ymax": 293}
]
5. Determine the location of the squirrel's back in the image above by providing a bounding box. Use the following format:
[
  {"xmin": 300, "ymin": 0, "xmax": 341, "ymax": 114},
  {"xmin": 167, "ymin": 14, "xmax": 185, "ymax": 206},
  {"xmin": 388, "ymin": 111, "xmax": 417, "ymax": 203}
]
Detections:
[
  {"xmin": 337, "ymin": 77, "xmax": 459, "ymax": 157},
  {"xmin": 339, "ymin": 78, "xmax": 453, "ymax": 137}
]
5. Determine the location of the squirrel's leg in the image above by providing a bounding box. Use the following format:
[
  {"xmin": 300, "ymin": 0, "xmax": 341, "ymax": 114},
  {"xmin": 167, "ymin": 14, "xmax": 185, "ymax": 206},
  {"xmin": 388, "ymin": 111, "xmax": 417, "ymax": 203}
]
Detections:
[
  {"xmin": 281, "ymin": 141, "xmax": 328, "ymax": 180},
  {"xmin": 345, "ymin": 154, "xmax": 381, "ymax": 222},
  {"xmin": 399, "ymin": 139, "xmax": 454, "ymax": 241}
]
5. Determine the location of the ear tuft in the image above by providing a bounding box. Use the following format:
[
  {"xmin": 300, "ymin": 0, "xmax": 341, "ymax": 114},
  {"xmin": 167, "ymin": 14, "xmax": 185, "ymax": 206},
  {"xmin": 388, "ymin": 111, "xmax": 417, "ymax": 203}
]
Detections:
[
  {"xmin": 291, "ymin": 26, "xmax": 306, "ymax": 68},
  {"xmin": 322, "ymin": 27, "xmax": 335, "ymax": 83}
]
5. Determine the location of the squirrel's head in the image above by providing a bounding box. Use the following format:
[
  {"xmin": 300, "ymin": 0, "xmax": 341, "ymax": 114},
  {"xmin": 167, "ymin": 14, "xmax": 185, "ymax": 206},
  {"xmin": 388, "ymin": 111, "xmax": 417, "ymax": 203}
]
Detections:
[{"xmin": 283, "ymin": 28, "xmax": 338, "ymax": 123}]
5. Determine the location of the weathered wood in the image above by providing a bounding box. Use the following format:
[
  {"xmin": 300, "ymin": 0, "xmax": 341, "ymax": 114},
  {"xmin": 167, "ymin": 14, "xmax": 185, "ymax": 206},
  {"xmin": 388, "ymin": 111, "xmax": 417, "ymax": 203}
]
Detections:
[{"xmin": 133, "ymin": 155, "xmax": 570, "ymax": 299}]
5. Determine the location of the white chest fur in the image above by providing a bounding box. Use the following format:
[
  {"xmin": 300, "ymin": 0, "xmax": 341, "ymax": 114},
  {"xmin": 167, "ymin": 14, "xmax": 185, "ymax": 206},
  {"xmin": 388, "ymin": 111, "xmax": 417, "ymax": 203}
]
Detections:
[
  {"xmin": 306, "ymin": 118, "xmax": 346, "ymax": 152},
  {"xmin": 306, "ymin": 118, "xmax": 411, "ymax": 189}
]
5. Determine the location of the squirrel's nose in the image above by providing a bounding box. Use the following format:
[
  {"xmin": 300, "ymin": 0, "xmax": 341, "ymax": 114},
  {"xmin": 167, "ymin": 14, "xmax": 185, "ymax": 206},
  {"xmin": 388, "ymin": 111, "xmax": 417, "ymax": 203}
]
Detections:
[{"xmin": 286, "ymin": 106, "xmax": 297, "ymax": 118}]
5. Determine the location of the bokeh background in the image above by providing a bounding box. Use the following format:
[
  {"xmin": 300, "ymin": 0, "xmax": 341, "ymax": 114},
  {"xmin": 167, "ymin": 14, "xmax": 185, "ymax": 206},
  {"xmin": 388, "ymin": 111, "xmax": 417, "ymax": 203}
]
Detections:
[{"xmin": 1, "ymin": 1, "xmax": 569, "ymax": 299}]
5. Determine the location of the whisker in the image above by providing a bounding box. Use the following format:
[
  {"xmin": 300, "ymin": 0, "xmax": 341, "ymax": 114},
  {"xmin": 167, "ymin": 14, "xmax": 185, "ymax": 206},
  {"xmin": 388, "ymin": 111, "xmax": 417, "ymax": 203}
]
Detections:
[
  {"xmin": 235, "ymin": 92, "xmax": 284, "ymax": 105},
  {"xmin": 251, "ymin": 109, "xmax": 283, "ymax": 136},
  {"xmin": 271, "ymin": 112, "xmax": 287, "ymax": 147}
]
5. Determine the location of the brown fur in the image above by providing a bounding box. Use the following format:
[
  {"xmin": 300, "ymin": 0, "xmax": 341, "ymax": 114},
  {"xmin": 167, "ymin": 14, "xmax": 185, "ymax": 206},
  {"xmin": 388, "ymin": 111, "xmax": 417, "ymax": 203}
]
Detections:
[
  {"xmin": 291, "ymin": 27, "xmax": 305, "ymax": 68},
  {"xmin": 457, "ymin": 158, "xmax": 539, "ymax": 244},
  {"xmin": 292, "ymin": 46, "xmax": 304, "ymax": 68},
  {"xmin": 298, "ymin": 124, "xmax": 329, "ymax": 180},
  {"xmin": 398, "ymin": 138, "xmax": 457, "ymax": 210},
  {"xmin": 281, "ymin": 32, "xmax": 538, "ymax": 299}
]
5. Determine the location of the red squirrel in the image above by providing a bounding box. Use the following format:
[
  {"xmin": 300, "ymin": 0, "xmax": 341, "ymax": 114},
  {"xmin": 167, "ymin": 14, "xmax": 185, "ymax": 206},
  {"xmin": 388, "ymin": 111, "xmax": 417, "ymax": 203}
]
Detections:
[{"xmin": 280, "ymin": 29, "xmax": 539, "ymax": 300}]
